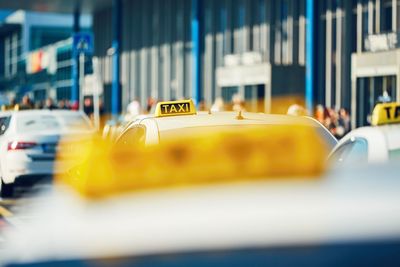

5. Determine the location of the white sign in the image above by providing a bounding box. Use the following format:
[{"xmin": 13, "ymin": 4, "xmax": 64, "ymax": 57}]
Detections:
[{"xmin": 365, "ymin": 33, "xmax": 398, "ymax": 52}]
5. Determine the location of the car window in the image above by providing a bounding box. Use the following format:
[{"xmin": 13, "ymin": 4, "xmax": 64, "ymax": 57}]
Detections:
[
  {"xmin": 389, "ymin": 148, "xmax": 400, "ymax": 161},
  {"xmin": 17, "ymin": 115, "xmax": 61, "ymax": 132},
  {"xmin": 330, "ymin": 138, "xmax": 368, "ymax": 164},
  {"xmin": 115, "ymin": 126, "xmax": 146, "ymax": 149},
  {"xmin": 0, "ymin": 116, "xmax": 11, "ymax": 135}
]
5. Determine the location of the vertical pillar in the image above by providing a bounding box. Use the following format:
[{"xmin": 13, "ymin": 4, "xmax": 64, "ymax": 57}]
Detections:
[
  {"xmin": 71, "ymin": 8, "xmax": 80, "ymax": 104},
  {"xmin": 393, "ymin": 0, "xmax": 397, "ymax": 32},
  {"xmin": 305, "ymin": 0, "xmax": 315, "ymax": 115},
  {"xmin": 112, "ymin": 0, "xmax": 122, "ymax": 117},
  {"xmin": 298, "ymin": 0, "xmax": 305, "ymax": 65},
  {"xmin": 368, "ymin": 0, "xmax": 374, "ymax": 34},
  {"xmin": 357, "ymin": 0, "xmax": 362, "ymax": 53},
  {"xmin": 326, "ymin": 0, "xmax": 332, "ymax": 107},
  {"xmin": 375, "ymin": 0, "xmax": 380, "ymax": 33},
  {"xmin": 191, "ymin": 0, "xmax": 201, "ymax": 105},
  {"xmin": 351, "ymin": 54, "xmax": 357, "ymax": 129},
  {"xmin": 343, "ymin": 0, "xmax": 354, "ymax": 110},
  {"xmin": 335, "ymin": 3, "xmax": 342, "ymax": 109},
  {"xmin": 397, "ymin": 53, "xmax": 400, "ymax": 102}
]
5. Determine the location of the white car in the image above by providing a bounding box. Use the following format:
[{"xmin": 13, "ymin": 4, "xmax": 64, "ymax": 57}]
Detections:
[
  {"xmin": 1, "ymin": 164, "xmax": 400, "ymax": 266},
  {"xmin": 0, "ymin": 110, "xmax": 93, "ymax": 198},
  {"xmin": 0, "ymin": 123, "xmax": 398, "ymax": 266},
  {"xmin": 329, "ymin": 102, "xmax": 400, "ymax": 164}
]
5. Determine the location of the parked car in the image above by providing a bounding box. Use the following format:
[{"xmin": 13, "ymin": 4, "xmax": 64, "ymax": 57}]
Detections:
[{"xmin": 0, "ymin": 110, "xmax": 94, "ymax": 198}]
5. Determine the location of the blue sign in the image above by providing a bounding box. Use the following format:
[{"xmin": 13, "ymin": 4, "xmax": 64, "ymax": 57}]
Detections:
[{"xmin": 73, "ymin": 32, "xmax": 94, "ymax": 55}]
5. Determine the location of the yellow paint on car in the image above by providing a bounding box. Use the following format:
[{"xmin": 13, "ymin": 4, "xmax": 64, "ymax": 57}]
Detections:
[{"xmin": 56, "ymin": 125, "xmax": 327, "ymax": 199}]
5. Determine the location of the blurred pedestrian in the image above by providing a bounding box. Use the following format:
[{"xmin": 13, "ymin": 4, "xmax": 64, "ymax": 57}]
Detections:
[
  {"xmin": 1, "ymin": 97, "xmax": 17, "ymax": 111},
  {"xmin": 83, "ymin": 97, "xmax": 94, "ymax": 118},
  {"xmin": 287, "ymin": 104, "xmax": 307, "ymax": 116},
  {"xmin": 34, "ymin": 101, "xmax": 44, "ymax": 109},
  {"xmin": 58, "ymin": 99, "xmax": 70, "ymax": 110},
  {"xmin": 18, "ymin": 95, "xmax": 34, "ymax": 110},
  {"xmin": 211, "ymin": 97, "xmax": 225, "ymax": 112},
  {"xmin": 127, "ymin": 99, "xmax": 141, "ymax": 116},
  {"xmin": 315, "ymin": 104, "xmax": 325, "ymax": 124},
  {"xmin": 198, "ymin": 99, "xmax": 207, "ymax": 111},
  {"xmin": 44, "ymin": 97, "xmax": 58, "ymax": 110},
  {"xmin": 146, "ymin": 97, "xmax": 156, "ymax": 113},
  {"xmin": 65, "ymin": 99, "xmax": 72, "ymax": 110},
  {"xmin": 232, "ymin": 93, "xmax": 246, "ymax": 112},
  {"xmin": 376, "ymin": 91, "xmax": 392, "ymax": 104},
  {"xmin": 338, "ymin": 108, "xmax": 351, "ymax": 135}
]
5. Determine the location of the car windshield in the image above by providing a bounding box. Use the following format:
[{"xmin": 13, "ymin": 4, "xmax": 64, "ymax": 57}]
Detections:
[
  {"xmin": 17, "ymin": 114, "xmax": 61, "ymax": 132},
  {"xmin": 389, "ymin": 148, "xmax": 400, "ymax": 160}
]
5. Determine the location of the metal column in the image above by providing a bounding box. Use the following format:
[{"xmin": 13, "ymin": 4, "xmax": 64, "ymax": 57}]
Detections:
[
  {"xmin": 325, "ymin": 0, "xmax": 332, "ymax": 107},
  {"xmin": 191, "ymin": 0, "xmax": 201, "ymax": 105},
  {"xmin": 305, "ymin": 0, "xmax": 315, "ymax": 114},
  {"xmin": 71, "ymin": 8, "xmax": 80, "ymax": 105},
  {"xmin": 335, "ymin": 3, "xmax": 342, "ymax": 109},
  {"xmin": 112, "ymin": 0, "xmax": 122, "ymax": 117}
]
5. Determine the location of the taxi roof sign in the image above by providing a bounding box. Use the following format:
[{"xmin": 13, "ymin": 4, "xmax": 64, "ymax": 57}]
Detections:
[
  {"xmin": 56, "ymin": 125, "xmax": 328, "ymax": 199},
  {"xmin": 154, "ymin": 99, "xmax": 196, "ymax": 117},
  {"xmin": 371, "ymin": 102, "xmax": 400, "ymax": 126}
]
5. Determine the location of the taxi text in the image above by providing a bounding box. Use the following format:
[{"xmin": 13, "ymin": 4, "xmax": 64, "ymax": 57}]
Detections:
[{"xmin": 160, "ymin": 103, "xmax": 191, "ymax": 115}]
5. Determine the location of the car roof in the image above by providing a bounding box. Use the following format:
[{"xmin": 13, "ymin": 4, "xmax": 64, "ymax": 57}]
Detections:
[
  {"xmin": 134, "ymin": 112, "xmax": 337, "ymax": 148},
  {"xmin": 2, "ymin": 163, "xmax": 400, "ymax": 263},
  {"xmin": 341, "ymin": 124, "xmax": 400, "ymax": 150},
  {"xmin": 380, "ymin": 124, "xmax": 400, "ymax": 150},
  {"xmin": 145, "ymin": 112, "xmax": 319, "ymax": 132}
]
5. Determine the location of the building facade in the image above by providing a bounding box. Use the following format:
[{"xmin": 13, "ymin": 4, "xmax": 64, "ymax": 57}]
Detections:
[
  {"xmin": 93, "ymin": 0, "xmax": 307, "ymax": 114},
  {"xmin": 1, "ymin": 1, "xmax": 398, "ymax": 128},
  {"xmin": 0, "ymin": 10, "xmax": 91, "ymax": 102},
  {"xmin": 91, "ymin": 0, "xmax": 400, "ymax": 127}
]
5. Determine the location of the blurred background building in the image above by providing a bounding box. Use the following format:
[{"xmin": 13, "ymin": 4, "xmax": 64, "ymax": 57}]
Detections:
[
  {"xmin": 0, "ymin": 0, "xmax": 399, "ymax": 127},
  {"xmin": 93, "ymin": 0, "xmax": 306, "ymax": 114},
  {"xmin": 0, "ymin": 10, "xmax": 91, "ymax": 102}
]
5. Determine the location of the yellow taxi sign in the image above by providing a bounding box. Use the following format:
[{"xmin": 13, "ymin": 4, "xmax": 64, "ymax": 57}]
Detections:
[
  {"xmin": 154, "ymin": 99, "xmax": 196, "ymax": 117},
  {"xmin": 56, "ymin": 125, "xmax": 328, "ymax": 199},
  {"xmin": 371, "ymin": 102, "xmax": 400, "ymax": 126}
]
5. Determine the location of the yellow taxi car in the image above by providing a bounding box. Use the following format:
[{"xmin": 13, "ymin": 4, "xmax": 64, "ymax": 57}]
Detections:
[
  {"xmin": 329, "ymin": 102, "xmax": 400, "ymax": 164},
  {"xmin": 1, "ymin": 123, "xmax": 400, "ymax": 266},
  {"xmin": 115, "ymin": 99, "xmax": 337, "ymax": 149}
]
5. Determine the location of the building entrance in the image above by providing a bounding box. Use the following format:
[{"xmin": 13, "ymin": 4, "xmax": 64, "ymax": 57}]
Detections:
[{"xmin": 356, "ymin": 76, "xmax": 396, "ymax": 127}]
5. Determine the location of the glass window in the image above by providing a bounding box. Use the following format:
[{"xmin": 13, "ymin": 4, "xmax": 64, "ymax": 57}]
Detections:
[
  {"xmin": 0, "ymin": 116, "xmax": 11, "ymax": 135},
  {"xmin": 389, "ymin": 148, "xmax": 400, "ymax": 161},
  {"xmin": 115, "ymin": 126, "xmax": 146, "ymax": 149},
  {"xmin": 330, "ymin": 138, "xmax": 369, "ymax": 164}
]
